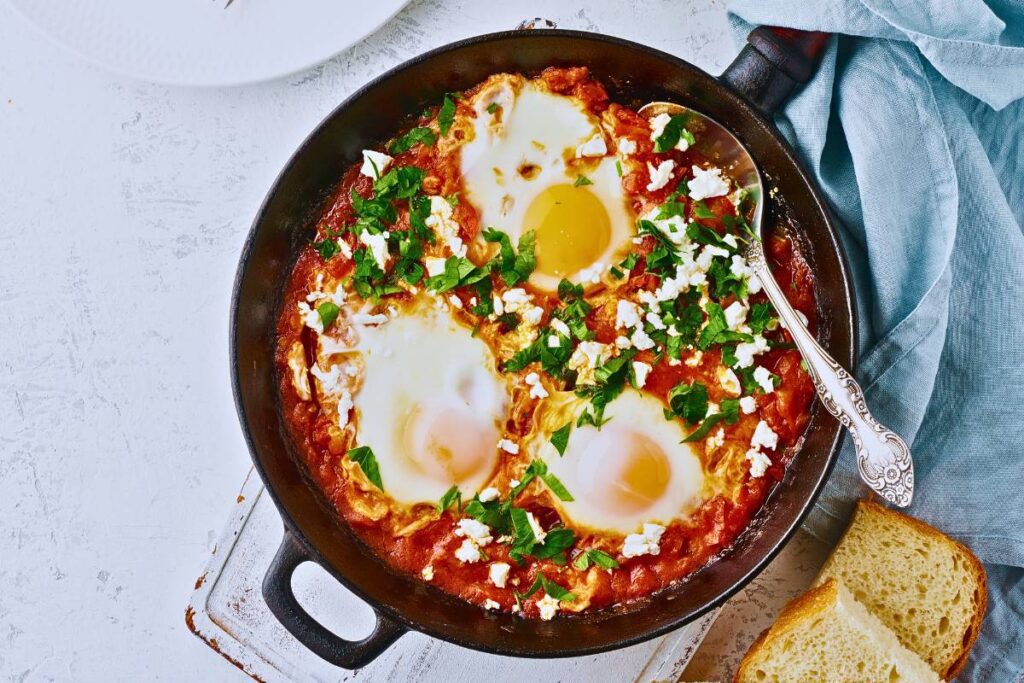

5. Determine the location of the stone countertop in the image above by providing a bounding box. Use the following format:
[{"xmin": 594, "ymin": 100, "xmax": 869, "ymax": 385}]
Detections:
[{"xmin": 0, "ymin": 1, "xmax": 824, "ymax": 680}]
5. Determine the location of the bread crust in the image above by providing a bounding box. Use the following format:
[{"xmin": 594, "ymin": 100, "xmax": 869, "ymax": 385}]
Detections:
[
  {"xmin": 733, "ymin": 579, "xmax": 840, "ymax": 683},
  {"xmin": 854, "ymin": 498, "xmax": 988, "ymax": 680}
]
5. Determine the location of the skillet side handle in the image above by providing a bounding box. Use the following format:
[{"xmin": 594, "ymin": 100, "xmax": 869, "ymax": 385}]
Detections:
[
  {"xmin": 262, "ymin": 529, "xmax": 407, "ymax": 669},
  {"xmin": 721, "ymin": 26, "xmax": 832, "ymax": 116}
]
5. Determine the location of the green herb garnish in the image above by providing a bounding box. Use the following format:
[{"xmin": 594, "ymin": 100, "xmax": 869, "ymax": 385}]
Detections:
[
  {"xmin": 316, "ymin": 302, "xmax": 340, "ymax": 329},
  {"xmin": 389, "ymin": 127, "xmax": 436, "ymax": 154},
  {"xmin": 572, "ymin": 549, "xmax": 620, "ymax": 570},
  {"xmin": 347, "ymin": 446, "xmax": 383, "ymax": 490},
  {"xmin": 573, "ymin": 175, "xmax": 593, "ymax": 187},
  {"xmin": 550, "ymin": 423, "xmax": 572, "ymax": 456},
  {"xmin": 653, "ymin": 114, "xmax": 695, "ymax": 153}
]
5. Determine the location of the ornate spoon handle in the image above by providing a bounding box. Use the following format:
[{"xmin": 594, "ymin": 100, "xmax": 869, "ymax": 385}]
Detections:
[{"xmin": 749, "ymin": 253, "xmax": 915, "ymax": 507}]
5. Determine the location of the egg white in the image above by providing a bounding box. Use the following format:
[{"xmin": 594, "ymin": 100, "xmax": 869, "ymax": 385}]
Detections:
[
  {"xmin": 352, "ymin": 304, "xmax": 508, "ymax": 506},
  {"xmin": 534, "ymin": 391, "xmax": 705, "ymax": 534}
]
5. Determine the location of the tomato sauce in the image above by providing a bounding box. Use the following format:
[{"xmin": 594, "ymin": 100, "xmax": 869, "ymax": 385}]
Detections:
[{"xmin": 274, "ymin": 67, "xmax": 818, "ymax": 618}]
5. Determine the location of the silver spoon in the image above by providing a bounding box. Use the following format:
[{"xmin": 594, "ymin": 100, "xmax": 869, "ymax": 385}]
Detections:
[{"xmin": 639, "ymin": 102, "xmax": 915, "ymax": 507}]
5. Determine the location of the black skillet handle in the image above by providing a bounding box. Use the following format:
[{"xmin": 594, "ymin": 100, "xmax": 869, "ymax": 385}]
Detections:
[
  {"xmin": 720, "ymin": 26, "xmax": 832, "ymax": 116},
  {"xmin": 262, "ymin": 529, "xmax": 407, "ymax": 669}
]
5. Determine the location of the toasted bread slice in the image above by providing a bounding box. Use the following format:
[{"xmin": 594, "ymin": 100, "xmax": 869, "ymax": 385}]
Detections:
[
  {"xmin": 734, "ymin": 579, "xmax": 939, "ymax": 683},
  {"xmin": 815, "ymin": 499, "xmax": 987, "ymax": 679}
]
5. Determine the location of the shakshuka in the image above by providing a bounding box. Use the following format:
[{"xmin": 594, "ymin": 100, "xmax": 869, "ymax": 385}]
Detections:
[{"xmin": 275, "ymin": 67, "xmax": 817, "ymax": 620}]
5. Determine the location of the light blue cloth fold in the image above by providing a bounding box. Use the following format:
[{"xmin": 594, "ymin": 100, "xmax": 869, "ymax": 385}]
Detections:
[{"xmin": 727, "ymin": 2, "xmax": 1024, "ymax": 679}]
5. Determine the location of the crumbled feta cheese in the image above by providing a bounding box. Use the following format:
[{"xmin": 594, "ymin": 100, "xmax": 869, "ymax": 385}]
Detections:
[
  {"xmin": 615, "ymin": 335, "xmax": 632, "ymax": 349},
  {"xmin": 745, "ymin": 448, "xmax": 773, "ymax": 478},
  {"xmin": 491, "ymin": 294, "xmax": 504, "ymax": 316},
  {"xmin": 549, "ymin": 318, "xmax": 571, "ymax": 337},
  {"xmin": 478, "ymin": 486, "xmax": 500, "ymax": 503},
  {"xmin": 697, "ymin": 244, "xmax": 731, "ymax": 270},
  {"xmin": 570, "ymin": 341, "xmax": 608, "ymax": 371},
  {"xmin": 524, "ymin": 372, "xmax": 549, "ymax": 399},
  {"xmin": 525, "ymin": 511, "xmax": 547, "ymax": 543},
  {"xmin": 575, "ymin": 134, "xmax": 608, "ymax": 158},
  {"xmin": 719, "ymin": 367, "xmax": 741, "ymax": 395},
  {"xmin": 730, "ymin": 255, "xmax": 763, "ymax": 294},
  {"xmin": 617, "ymin": 137, "xmax": 637, "ymax": 155},
  {"xmin": 501, "ymin": 288, "xmax": 532, "ymax": 313},
  {"xmin": 688, "ymin": 165, "xmax": 730, "ymax": 200},
  {"xmin": 632, "ymin": 361, "xmax": 652, "ymax": 388},
  {"xmin": 360, "ymin": 150, "xmax": 393, "ymax": 179},
  {"xmin": 616, "ymin": 300, "xmax": 641, "ymax": 329},
  {"xmin": 424, "ymin": 256, "xmax": 447, "ymax": 277},
  {"xmin": 509, "ymin": 479, "xmax": 521, "ymax": 489},
  {"xmin": 630, "ymin": 326, "xmax": 656, "ymax": 351},
  {"xmin": 622, "ymin": 523, "xmax": 666, "ymax": 558},
  {"xmin": 646, "ymin": 160, "xmax": 676, "ymax": 192},
  {"xmin": 645, "ymin": 310, "xmax": 666, "ymax": 330},
  {"xmin": 706, "ymin": 402, "xmax": 720, "ymax": 418},
  {"xmin": 578, "ymin": 261, "xmax": 607, "ymax": 284},
  {"xmin": 455, "ymin": 518, "xmax": 493, "ymax": 546},
  {"xmin": 425, "ymin": 195, "xmax": 467, "ymax": 257},
  {"xmin": 448, "ymin": 294, "xmax": 463, "ymax": 309},
  {"xmin": 521, "ymin": 305, "xmax": 544, "ymax": 326},
  {"xmin": 358, "ymin": 231, "xmax": 390, "ymax": 270},
  {"xmin": 753, "ymin": 366, "xmax": 776, "ymax": 394},
  {"xmin": 724, "ymin": 301, "xmax": 748, "ymax": 330},
  {"xmin": 648, "ymin": 112, "xmax": 690, "ymax": 152},
  {"xmin": 488, "ymin": 562, "xmax": 511, "ymax": 588},
  {"xmin": 297, "ymin": 302, "xmax": 324, "ymax": 334},
  {"xmin": 751, "ymin": 420, "xmax": 780, "ymax": 451},
  {"xmin": 649, "ymin": 113, "xmax": 672, "ymax": 141},
  {"xmin": 338, "ymin": 239, "xmax": 353, "ymax": 259},
  {"xmin": 706, "ymin": 427, "xmax": 726, "ymax": 450},
  {"xmin": 722, "ymin": 233, "xmax": 738, "ymax": 249},
  {"xmin": 421, "ymin": 565, "xmax": 434, "ymax": 581},
  {"xmin": 739, "ymin": 395, "xmax": 757, "ymax": 414},
  {"xmin": 497, "ymin": 438, "xmax": 519, "ymax": 454},
  {"xmin": 454, "ymin": 538, "xmax": 482, "ymax": 563},
  {"xmin": 483, "ymin": 599, "xmax": 501, "ymax": 611},
  {"xmin": 685, "ymin": 350, "xmax": 703, "ymax": 367},
  {"xmin": 547, "ymin": 335, "xmax": 561, "ymax": 348},
  {"xmin": 537, "ymin": 593, "xmax": 560, "ymax": 621},
  {"xmin": 334, "ymin": 390, "xmax": 354, "ymax": 428},
  {"xmin": 734, "ymin": 335, "xmax": 770, "ymax": 368}
]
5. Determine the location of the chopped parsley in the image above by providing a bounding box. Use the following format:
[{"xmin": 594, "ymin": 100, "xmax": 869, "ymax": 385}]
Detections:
[
  {"xmin": 388, "ymin": 126, "xmax": 436, "ymax": 154},
  {"xmin": 665, "ymin": 381, "xmax": 709, "ymax": 424},
  {"xmin": 681, "ymin": 399, "xmax": 740, "ymax": 443},
  {"xmin": 550, "ymin": 423, "xmax": 572, "ymax": 456},
  {"xmin": 486, "ymin": 101, "xmax": 500, "ymax": 115},
  {"xmin": 346, "ymin": 446, "xmax": 383, "ymax": 490},
  {"xmin": 436, "ymin": 485, "xmax": 462, "ymax": 514},
  {"xmin": 573, "ymin": 175, "xmax": 593, "ymax": 187},
  {"xmin": 517, "ymin": 573, "xmax": 575, "ymax": 603},
  {"xmin": 424, "ymin": 256, "xmax": 489, "ymax": 293},
  {"xmin": 697, "ymin": 302, "xmax": 753, "ymax": 350},
  {"xmin": 483, "ymin": 227, "xmax": 536, "ymax": 286},
  {"xmin": 313, "ymin": 238, "xmax": 341, "ymax": 261},
  {"xmin": 438, "ymin": 94, "xmax": 457, "ymax": 136},
  {"xmin": 748, "ymin": 302, "xmax": 777, "ymax": 334},
  {"xmin": 316, "ymin": 302, "xmax": 341, "ymax": 329},
  {"xmin": 572, "ymin": 548, "xmax": 620, "ymax": 570},
  {"xmin": 653, "ymin": 114, "xmax": 696, "ymax": 153}
]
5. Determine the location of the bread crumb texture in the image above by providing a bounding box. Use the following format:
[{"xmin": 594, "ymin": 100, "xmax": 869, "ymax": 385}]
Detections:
[
  {"xmin": 815, "ymin": 499, "xmax": 987, "ymax": 679},
  {"xmin": 735, "ymin": 579, "xmax": 940, "ymax": 683}
]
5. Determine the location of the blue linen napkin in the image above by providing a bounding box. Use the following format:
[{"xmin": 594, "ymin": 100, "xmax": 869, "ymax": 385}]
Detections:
[{"xmin": 726, "ymin": 1, "xmax": 1024, "ymax": 679}]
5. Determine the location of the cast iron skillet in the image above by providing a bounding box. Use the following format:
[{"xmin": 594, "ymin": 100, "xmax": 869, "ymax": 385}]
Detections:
[{"xmin": 231, "ymin": 26, "xmax": 854, "ymax": 669}]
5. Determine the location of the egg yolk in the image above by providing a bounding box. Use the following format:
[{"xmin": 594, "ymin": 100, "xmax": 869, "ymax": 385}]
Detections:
[
  {"xmin": 606, "ymin": 434, "xmax": 671, "ymax": 514},
  {"xmin": 577, "ymin": 428, "xmax": 671, "ymax": 515},
  {"xmin": 524, "ymin": 183, "xmax": 611, "ymax": 279},
  {"xmin": 401, "ymin": 403, "xmax": 498, "ymax": 485}
]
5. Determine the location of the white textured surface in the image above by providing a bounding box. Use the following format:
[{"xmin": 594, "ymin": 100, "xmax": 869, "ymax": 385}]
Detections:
[{"xmin": 0, "ymin": 1, "xmax": 741, "ymax": 680}]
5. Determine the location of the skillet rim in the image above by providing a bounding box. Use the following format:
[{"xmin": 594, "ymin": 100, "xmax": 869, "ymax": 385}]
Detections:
[{"xmin": 230, "ymin": 27, "xmax": 857, "ymax": 658}]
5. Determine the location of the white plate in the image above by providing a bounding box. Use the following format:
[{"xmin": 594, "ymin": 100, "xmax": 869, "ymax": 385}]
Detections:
[{"xmin": 5, "ymin": 0, "xmax": 411, "ymax": 87}]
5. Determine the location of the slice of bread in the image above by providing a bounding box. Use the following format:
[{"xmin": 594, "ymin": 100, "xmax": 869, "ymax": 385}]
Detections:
[
  {"xmin": 814, "ymin": 499, "xmax": 987, "ymax": 679},
  {"xmin": 734, "ymin": 578, "xmax": 940, "ymax": 683}
]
